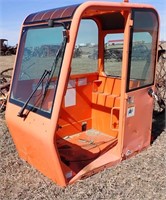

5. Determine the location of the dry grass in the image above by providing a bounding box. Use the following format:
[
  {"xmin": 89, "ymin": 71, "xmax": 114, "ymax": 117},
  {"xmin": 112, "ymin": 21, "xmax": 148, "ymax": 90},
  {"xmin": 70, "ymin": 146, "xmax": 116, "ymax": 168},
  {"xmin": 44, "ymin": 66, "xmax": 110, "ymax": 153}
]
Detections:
[{"xmin": 0, "ymin": 55, "xmax": 15, "ymax": 71}]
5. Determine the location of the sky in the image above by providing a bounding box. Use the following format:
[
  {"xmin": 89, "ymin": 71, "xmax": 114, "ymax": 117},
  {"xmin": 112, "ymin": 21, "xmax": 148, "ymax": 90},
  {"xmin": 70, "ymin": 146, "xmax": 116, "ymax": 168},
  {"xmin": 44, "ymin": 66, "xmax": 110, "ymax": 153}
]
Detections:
[{"xmin": 0, "ymin": 0, "xmax": 165, "ymax": 46}]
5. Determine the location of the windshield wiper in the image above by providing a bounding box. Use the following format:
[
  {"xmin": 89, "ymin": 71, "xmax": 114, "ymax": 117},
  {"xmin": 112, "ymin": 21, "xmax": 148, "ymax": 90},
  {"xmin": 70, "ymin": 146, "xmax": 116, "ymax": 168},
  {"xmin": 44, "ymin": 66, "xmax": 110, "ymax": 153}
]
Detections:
[
  {"xmin": 39, "ymin": 31, "xmax": 68, "ymax": 107},
  {"xmin": 17, "ymin": 69, "xmax": 51, "ymax": 117}
]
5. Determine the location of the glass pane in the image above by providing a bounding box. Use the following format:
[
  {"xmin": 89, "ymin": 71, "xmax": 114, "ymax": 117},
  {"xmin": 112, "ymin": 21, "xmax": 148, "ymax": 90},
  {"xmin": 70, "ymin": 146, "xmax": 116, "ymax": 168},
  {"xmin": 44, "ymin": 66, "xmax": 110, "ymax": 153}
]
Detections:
[
  {"xmin": 104, "ymin": 33, "xmax": 124, "ymax": 77},
  {"xmin": 128, "ymin": 10, "xmax": 158, "ymax": 90},
  {"xmin": 11, "ymin": 25, "xmax": 64, "ymax": 116},
  {"xmin": 130, "ymin": 32, "xmax": 152, "ymax": 80},
  {"xmin": 20, "ymin": 27, "xmax": 63, "ymax": 80},
  {"xmin": 71, "ymin": 19, "xmax": 98, "ymax": 74}
]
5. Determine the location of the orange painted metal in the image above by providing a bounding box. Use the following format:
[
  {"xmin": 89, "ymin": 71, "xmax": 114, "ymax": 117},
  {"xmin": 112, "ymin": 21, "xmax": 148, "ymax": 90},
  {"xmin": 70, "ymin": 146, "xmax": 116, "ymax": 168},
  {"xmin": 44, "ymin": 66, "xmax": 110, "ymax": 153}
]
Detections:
[{"xmin": 5, "ymin": 1, "xmax": 159, "ymax": 186}]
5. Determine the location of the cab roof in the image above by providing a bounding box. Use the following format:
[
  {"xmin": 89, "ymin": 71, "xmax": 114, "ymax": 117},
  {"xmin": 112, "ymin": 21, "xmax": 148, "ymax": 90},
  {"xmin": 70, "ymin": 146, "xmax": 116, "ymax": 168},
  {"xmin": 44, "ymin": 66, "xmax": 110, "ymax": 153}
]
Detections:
[
  {"xmin": 23, "ymin": 1, "xmax": 156, "ymax": 26},
  {"xmin": 24, "ymin": 4, "xmax": 79, "ymax": 25}
]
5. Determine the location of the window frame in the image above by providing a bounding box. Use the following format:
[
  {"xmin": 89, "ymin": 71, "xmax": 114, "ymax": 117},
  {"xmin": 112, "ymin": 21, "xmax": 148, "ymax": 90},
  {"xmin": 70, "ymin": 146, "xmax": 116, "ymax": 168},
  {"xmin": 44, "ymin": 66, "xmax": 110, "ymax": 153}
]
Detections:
[
  {"xmin": 71, "ymin": 18, "xmax": 99, "ymax": 75},
  {"xmin": 9, "ymin": 24, "xmax": 67, "ymax": 118},
  {"xmin": 126, "ymin": 8, "xmax": 159, "ymax": 92}
]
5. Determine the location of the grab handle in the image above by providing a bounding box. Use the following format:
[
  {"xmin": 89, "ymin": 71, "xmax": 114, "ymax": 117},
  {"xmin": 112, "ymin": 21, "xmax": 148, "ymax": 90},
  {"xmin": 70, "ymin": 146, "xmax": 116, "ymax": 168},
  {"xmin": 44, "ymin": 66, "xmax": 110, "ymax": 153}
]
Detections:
[{"xmin": 110, "ymin": 107, "xmax": 120, "ymax": 131}]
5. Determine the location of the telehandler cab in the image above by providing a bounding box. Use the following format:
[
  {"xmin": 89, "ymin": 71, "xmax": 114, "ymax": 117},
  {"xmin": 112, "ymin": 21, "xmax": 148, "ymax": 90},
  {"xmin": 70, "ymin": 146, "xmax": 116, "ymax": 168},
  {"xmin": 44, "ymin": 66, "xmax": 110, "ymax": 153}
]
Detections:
[{"xmin": 6, "ymin": 1, "xmax": 160, "ymax": 186}]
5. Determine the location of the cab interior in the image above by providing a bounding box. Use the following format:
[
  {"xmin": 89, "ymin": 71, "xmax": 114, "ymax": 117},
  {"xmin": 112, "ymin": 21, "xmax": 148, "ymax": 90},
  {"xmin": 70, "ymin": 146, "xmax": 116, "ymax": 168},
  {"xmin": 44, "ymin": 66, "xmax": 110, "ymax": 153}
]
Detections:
[{"xmin": 56, "ymin": 10, "xmax": 126, "ymax": 176}]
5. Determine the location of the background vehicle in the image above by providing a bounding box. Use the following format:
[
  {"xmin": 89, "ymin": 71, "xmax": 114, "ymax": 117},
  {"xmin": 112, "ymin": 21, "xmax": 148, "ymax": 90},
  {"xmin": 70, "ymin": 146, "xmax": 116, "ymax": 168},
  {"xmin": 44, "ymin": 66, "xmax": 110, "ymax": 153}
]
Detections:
[
  {"xmin": 154, "ymin": 44, "xmax": 166, "ymax": 113},
  {"xmin": 5, "ymin": 1, "xmax": 162, "ymax": 186},
  {"xmin": 0, "ymin": 39, "xmax": 17, "ymax": 56}
]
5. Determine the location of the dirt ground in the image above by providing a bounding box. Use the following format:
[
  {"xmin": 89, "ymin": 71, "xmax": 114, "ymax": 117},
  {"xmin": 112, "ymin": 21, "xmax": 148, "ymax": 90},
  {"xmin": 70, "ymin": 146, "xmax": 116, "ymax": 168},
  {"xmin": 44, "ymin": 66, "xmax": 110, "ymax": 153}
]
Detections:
[{"xmin": 0, "ymin": 55, "xmax": 166, "ymax": 200}]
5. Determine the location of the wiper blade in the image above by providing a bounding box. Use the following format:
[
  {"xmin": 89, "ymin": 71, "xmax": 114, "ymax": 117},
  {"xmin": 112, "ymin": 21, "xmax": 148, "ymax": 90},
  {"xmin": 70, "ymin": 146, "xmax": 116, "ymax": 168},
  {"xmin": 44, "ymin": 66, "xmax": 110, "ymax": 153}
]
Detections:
[
  {"xmin": 40, "ymin": 32, "xmax": 68, "ymax": 106},
  {"xmin": 44, "ymin": 44, "xmax": 63, "ymax": 90},
  {"xmin": 17, "ymin": 69, "xmax": 51, "ymax": 117}
]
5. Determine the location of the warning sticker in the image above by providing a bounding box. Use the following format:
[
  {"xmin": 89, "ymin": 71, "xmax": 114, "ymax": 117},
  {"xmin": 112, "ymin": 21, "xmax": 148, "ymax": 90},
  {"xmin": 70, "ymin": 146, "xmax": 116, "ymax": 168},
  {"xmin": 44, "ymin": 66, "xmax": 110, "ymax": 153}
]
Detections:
[
  {"xmin": 78, "ymin": 77, "xmax": 87, "ymax": 86},
  {"xmin": 65, "ymin": 88, "xmax": 76, "ymax": 107},
  {"xmin": 127, "ymin": 107, "xmax": 135, "ymax": 117}
]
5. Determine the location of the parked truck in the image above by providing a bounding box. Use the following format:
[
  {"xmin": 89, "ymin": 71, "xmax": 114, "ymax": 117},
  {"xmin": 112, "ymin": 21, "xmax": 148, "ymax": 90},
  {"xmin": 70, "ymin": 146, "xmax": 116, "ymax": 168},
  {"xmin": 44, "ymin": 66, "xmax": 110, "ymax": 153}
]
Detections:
[
  {"xmin": 5, "ymin": 0, "xmax": 163, "ymax": 186},
  {"xmin": 0, "ymin": 39, "xmax": 17, "ymax": 55}
]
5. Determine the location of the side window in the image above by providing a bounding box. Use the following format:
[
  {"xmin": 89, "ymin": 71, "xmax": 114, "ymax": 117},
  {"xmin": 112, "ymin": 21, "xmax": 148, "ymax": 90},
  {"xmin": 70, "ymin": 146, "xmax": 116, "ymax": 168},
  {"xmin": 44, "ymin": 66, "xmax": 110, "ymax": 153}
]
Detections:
[
  {"xmin": 127, "ymin": 10, "xmax": 158, "ymax": 91},
  {"xmin": 71, "ymin": 19, "xmax": 98, "ymax": 74},
  {"xmin": 104, "ymin": 33, "xmax": 124, "ymax": 77}
]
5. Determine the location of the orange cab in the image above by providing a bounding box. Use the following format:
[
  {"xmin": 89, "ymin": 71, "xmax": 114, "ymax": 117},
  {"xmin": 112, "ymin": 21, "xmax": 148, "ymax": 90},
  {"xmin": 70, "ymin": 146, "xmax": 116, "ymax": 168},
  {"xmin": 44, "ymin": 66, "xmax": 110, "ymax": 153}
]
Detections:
[{"xmin": 6, "ymin": 1, "xmax": 159, "ymax": 186}]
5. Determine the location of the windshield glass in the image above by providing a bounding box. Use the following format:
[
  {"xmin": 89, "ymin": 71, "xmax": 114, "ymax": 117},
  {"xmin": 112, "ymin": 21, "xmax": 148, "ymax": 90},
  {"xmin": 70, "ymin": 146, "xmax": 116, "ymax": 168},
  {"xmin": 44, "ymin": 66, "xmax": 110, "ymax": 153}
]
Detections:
[{"xmin": 10, "ymin": 25, "xmax": 64, "ymax": 117}]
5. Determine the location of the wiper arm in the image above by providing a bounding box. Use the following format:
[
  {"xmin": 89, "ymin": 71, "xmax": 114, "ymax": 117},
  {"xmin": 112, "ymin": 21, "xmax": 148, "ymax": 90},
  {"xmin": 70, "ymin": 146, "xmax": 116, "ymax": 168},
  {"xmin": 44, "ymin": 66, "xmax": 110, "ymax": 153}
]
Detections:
[
  {"xmin": 17, "ymin": 69, "xmax": 51, "ymax": 117},
  {"xmin": 40, "ymin": 32, "xmax": 68, "ymax": 106},
  {"xmin": 44, "ymin": 44, "xmax": 63, "ymax": 90}
]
